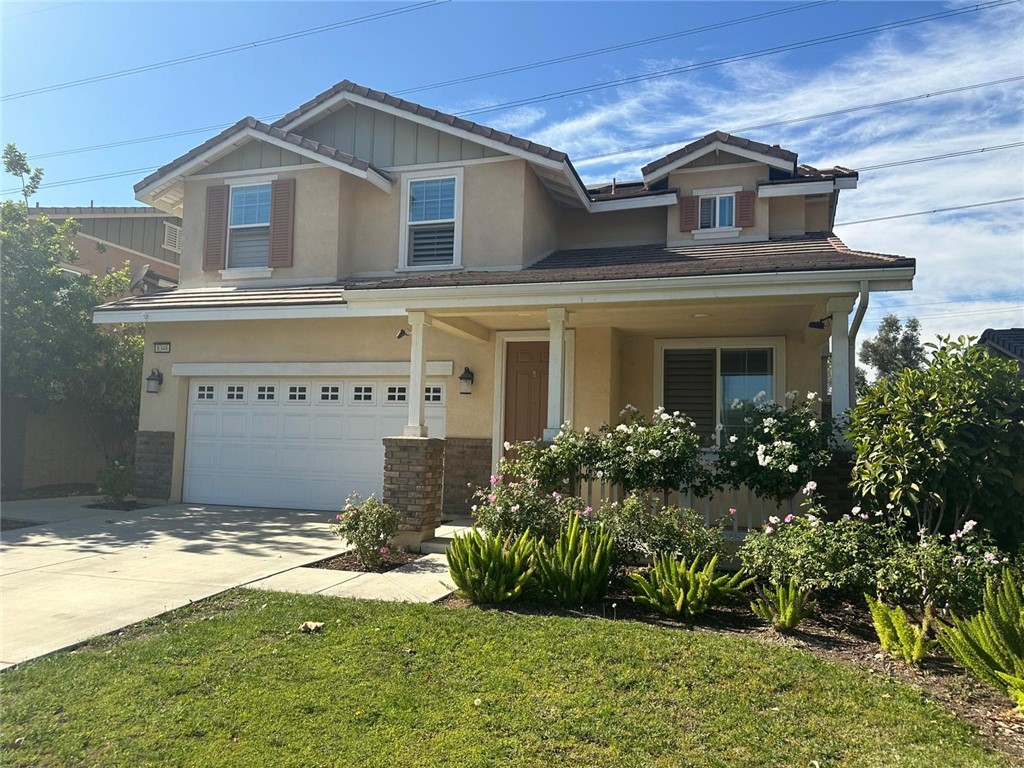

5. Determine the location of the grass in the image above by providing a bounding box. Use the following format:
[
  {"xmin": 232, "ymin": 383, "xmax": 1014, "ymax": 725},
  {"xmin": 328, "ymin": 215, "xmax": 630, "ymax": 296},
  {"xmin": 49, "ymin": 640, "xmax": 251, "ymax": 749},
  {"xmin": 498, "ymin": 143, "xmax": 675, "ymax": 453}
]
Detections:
[{"xmin": 2, "ymin": 591, "xmax": 1007, "ymax": 768}]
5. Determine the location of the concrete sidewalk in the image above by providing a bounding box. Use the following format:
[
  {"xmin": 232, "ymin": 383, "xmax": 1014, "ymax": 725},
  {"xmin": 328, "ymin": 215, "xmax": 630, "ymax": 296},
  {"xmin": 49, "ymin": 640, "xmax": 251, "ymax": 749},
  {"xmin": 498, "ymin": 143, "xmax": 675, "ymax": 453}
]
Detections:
[{"xmin": 1, "ymin": 498, "xmax": 461, "ymax": 669}]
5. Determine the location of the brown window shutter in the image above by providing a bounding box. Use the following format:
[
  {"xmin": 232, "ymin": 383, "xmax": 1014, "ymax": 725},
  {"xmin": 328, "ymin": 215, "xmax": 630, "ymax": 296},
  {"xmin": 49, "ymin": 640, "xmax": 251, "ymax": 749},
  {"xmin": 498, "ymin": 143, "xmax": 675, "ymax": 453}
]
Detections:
[
  {"xmin": 736, "ymin": 190, "xmax": 756, "ymax": 228},
  {"xmin": 663, "ymin": 349, "xmax": 716, "ymax": 443},
  {"xmin": 679, "ymin": 194, "xmax": 699, "ymax": 231},
  {"xmin": 202, "ymin": 185, "xmax": 228, "ymax": 271},
  {"xmin": 268, "ymin": 178, "xmax": 296, "ymax": 268}
]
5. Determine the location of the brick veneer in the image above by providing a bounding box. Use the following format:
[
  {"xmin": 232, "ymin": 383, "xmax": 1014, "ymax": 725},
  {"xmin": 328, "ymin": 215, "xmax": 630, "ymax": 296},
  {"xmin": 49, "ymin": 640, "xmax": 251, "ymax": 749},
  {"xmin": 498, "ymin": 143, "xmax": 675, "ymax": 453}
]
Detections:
[
  {"xmin": 442, "ymin": 437, "xmax": 493, "ymax": 517},
  {"xmin": 813, "ymin": 451, "xmax": 856, "ymax": 516},
  {"xmin": 383, "ymin": 436, "xmax": 445, "ymax": 549},
  {"xmin": 134, "ymin": 430, "xmax": 174, "ymax": 500}
]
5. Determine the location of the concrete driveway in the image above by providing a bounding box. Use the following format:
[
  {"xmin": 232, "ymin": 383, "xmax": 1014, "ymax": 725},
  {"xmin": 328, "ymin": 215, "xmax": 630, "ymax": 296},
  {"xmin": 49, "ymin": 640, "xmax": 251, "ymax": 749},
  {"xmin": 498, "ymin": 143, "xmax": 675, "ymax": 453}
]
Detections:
[{"xmin": 0, "ymin": 498, "xmax": 344, "ymax": 669}]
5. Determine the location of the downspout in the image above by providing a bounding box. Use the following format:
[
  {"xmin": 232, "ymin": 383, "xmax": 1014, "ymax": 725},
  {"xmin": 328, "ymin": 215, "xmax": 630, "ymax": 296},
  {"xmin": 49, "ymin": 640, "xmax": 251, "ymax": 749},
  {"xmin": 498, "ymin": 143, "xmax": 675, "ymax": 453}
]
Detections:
[{"xmin": 847, "ymin": 280, "xmax": 870, "ymax": 406}]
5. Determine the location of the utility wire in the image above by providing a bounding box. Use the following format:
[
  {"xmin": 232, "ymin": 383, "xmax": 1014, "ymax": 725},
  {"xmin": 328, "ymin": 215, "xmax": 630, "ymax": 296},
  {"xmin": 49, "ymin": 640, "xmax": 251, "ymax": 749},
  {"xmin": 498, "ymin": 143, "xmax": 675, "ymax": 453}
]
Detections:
[
  {"xmin": 1, "ymin": 0, "xmax": 451, "ymax": 102},
  {"xmin": 835, "ymin": 197, "xmax": 1024, "ymax": 226},
  {"xmin": 575, "ymin": 77, "xmax": 1024, "ymax": 164},
  {"xmin": 392, "ymin": 1, "xmax": 835, "ymax": 96},
  {"xmin": 454, "ymin": 0, "xmax": 1021, "ymax": 118},
  {"xmin": 912, "ymin": 305, "xmax": 1023, "ymax": 320}
]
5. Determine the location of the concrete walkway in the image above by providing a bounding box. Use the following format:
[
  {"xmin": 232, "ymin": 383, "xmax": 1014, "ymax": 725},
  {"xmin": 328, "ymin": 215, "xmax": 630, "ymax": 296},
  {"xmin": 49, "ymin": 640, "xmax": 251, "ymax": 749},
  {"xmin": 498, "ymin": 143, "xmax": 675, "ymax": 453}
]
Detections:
[{"xmin": 0, "ymin": 498, "xmax": 454, "ymax": 669}]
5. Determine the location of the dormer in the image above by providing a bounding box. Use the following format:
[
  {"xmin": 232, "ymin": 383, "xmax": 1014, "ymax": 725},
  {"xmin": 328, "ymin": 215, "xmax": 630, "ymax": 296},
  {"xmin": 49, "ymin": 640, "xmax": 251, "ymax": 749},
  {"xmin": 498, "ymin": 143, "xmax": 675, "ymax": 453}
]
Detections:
[{"xmin": 642, "ymin": 131, "xmax": 857, "ymax": 246}]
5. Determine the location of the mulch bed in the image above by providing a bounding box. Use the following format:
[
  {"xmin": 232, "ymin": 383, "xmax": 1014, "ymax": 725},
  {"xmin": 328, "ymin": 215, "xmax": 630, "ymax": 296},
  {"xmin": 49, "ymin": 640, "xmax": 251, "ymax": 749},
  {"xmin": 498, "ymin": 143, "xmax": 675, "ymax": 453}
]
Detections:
[
  {"xmin": 306, "ymin": 549, "xmax": 423, "ymax": 574},
  {"xmin": 1, "ymin": 483, "xmax": 98, "ymax": 502},
  {"xmin": 438, "ymin": 580, "xmax": 1024, "ymax": 763},
  {"xmin": 1, "ymin": 519, "xmax": 41, "ymax": 532},
  {"xmin": 83, "ymin": 501, "xmax": 153, "ymax": 512}
]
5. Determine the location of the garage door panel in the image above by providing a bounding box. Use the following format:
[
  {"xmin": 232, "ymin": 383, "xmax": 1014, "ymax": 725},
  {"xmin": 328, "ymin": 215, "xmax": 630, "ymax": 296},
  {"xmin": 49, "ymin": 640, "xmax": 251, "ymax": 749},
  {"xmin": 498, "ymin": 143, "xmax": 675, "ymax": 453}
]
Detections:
[{"xmin": 185, "ymin": 376, "xmax": 446, "ymax": 512}]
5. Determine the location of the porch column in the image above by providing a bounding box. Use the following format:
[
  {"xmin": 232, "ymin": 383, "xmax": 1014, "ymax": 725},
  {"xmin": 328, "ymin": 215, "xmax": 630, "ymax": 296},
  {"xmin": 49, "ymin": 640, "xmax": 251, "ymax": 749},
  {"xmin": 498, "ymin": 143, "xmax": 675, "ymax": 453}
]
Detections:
[
  {"xmin": 828, "ymin": 297, "xmax": 855, "ymax": 416},
  {"xmin": 543, "ymin": 307, "xmax": 567, "ymax": 441},
  {"xmin": 404, "ymin": 311, "xmax": 430, "ymax": 437}
]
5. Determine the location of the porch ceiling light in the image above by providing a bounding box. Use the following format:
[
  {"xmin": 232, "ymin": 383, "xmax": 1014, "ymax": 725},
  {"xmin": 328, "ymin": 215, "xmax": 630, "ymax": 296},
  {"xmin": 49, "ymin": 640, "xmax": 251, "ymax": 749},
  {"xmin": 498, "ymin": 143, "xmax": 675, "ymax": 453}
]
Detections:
[
  {"xmin": 808, "ymin": 315, "xmax": 832, "ymax": 330},
  {"xmin": 145, "ymin": 368, "xmax": 164, "ymax": 394},
  {"xmin": 458, "ymin": 366, "xmax": 475, "ymax": 395}
]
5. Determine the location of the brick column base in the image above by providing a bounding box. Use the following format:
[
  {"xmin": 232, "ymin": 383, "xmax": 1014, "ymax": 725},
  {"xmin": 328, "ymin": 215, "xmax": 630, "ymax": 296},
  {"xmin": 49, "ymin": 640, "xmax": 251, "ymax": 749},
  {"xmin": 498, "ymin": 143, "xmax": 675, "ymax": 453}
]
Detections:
[
  {"xmin": 383, "ymin": 436, "xmax": 445, "ymax": 550},
  {"xmin": 134, "ymin": 430, "xmax": 174, "ymax": 501},
  {"xmin": 814, "ymin": 451, "xmax": 856, "ymax": 517},
  {"xmin": 443, "ymin": 437, "xmax": 493, "ymax": 517}
]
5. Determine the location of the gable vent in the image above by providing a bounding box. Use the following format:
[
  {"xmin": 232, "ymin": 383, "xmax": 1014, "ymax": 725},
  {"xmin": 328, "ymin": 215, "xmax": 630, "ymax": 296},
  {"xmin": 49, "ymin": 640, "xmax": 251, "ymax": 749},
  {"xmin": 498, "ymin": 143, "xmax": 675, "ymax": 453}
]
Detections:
[{"xmin": 162, "ymin": 221, "xmax": 183, "ymax": 253}]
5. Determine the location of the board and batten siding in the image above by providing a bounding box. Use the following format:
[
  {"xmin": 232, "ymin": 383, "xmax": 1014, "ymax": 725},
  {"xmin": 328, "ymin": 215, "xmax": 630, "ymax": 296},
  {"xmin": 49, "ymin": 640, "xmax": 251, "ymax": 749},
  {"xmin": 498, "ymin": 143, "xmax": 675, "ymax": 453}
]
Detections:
[
  {"xmin": 199, "ymin": 142, "xmax": 320, "ymax": 176},
  {"xmin": 75, "ymin": 216, "xmax": 182, "ymax": 265},
  {"xmin": 301, "ymin": 104, "xmax": 507, "ymax": 167}
]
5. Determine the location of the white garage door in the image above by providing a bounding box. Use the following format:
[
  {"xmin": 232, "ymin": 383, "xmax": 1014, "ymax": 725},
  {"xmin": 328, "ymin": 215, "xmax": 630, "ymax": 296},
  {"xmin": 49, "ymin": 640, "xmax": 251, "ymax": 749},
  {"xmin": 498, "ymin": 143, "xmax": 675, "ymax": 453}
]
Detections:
[{"xmin": 184, "ymin": 377, "xmax": 446, "ymax": 511}]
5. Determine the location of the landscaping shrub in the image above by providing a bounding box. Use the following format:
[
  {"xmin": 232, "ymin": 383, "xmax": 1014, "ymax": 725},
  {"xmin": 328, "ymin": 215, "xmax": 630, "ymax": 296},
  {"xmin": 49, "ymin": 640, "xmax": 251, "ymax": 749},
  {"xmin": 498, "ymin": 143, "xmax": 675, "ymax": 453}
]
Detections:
[
  {"xmin": 597, "ymin": 492, "xmax": 723, "ymax": 566},
  {"xmin": 500, "ymin": 426, "xmax": 602, "ymax": 493},
  {"xmin": 849, "ymin": 335, "xmax": 1024, "ymax": 549},
  {"xmin": 472, "ymin": 475, "xmax": 588, "ymax": 543},
  {"xmin": 938, "ymin": 570, "xmax": 1024, "ymax": 710},
  {"xmin": 332, "ymin": 493, "xmax": 400, "ymax": 569},
  {"xmin": 629, "ymin": 553, "xmax": 751, "ymax": 622},
  {"xmin": 750, "ymin": 577, "xmax": 816, "ymax": 632},
  {"xmin": 738, "ymin": 498, "xmax": 888, "ymax": 598},
  {"xmin": 874, "ymin": 523, "xmax": 1007, "ymax": 615},
  {"xmin": 866, "ymin": 595, "xmax": 936, "ymax": 666},
  {"xmin": 446, "ymin": 528, "xmax": 536, "ymax": 604},
  {"xmin": 716, "ymin": 391, "xmax": 836, "ymax": 504},
  {"xmin": 97, "ymin": 455, "xmax": 133, "ymax": 506},
  {"xmin": 536, "ymin": 514, "xmax": 614, "ymax": 606}
]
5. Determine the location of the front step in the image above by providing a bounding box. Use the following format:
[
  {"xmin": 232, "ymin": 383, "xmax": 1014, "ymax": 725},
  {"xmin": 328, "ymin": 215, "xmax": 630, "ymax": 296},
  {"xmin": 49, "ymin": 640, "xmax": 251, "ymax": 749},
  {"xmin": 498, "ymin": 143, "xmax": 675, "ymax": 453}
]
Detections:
[{"xmin": 420, "ymin": 536, "xmax": 454, "ymax": 555}]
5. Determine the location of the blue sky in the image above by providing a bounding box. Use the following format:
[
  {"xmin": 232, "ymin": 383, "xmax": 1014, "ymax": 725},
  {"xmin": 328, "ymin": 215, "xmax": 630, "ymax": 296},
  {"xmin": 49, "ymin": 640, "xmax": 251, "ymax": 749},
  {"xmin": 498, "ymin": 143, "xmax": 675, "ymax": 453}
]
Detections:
[{"xmin": 2, "ymin": 0, "xmax": 1022, "ymax": 348}]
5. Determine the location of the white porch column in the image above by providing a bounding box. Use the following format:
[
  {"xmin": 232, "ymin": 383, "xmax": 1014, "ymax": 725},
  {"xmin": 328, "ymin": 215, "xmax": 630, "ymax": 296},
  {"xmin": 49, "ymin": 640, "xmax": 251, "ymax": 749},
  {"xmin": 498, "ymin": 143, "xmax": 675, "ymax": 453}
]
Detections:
[
  {"xmin": 543, "ymin": 307, "xmax": 568, "ymax": 441},
  {"xmin": 404, "ymin": 311, "xmax": 431, "ymax": 437},
  {"xmin": 827, "ymin": 297, "xmax": 855, "ymax": 416}
]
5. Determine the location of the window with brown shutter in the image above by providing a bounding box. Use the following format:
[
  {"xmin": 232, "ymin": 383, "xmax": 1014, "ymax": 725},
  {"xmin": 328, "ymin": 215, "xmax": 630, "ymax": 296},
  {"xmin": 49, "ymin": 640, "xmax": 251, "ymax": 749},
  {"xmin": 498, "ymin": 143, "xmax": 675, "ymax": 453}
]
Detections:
[
  {"xmin": 735, "ymin": 190, "xmax": 756, "ymax": 228},
  {"xmin": 203, "ymin": 185, "xmax": 229, "ymax": 271},
  {"xmin": 663, "ymin": 348, "xmax": 716, "ymax": 442},
  {"xmin": 679, "ymin": 194, "xmax": 698, "ymax": 231},
  {"xmin": 268, "ymin": 178, "xmax": 295, "ymax": 268}
]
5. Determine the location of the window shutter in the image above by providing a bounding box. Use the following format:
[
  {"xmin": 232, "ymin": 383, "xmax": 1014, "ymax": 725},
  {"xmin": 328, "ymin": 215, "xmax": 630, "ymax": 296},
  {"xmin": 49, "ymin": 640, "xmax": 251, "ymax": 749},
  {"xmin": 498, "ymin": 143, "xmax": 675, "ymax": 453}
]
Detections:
[
  {"xmin": 679, "ymin": 194, "xmax": 699, "ymax": 231},
  {"xmin": 268, "ymin": 178, "xmax": 296, "ymax": 268},
  {"xmin": 203, "ymin": 186, "xmax": 228, "ymax": 271},
  {"xmin": 663, "ymin": 349, "xmax": 716, "ymax": 443},
  {"xmin": 736, "ymin": 190, "xmax": 756, "ymax": 228}
]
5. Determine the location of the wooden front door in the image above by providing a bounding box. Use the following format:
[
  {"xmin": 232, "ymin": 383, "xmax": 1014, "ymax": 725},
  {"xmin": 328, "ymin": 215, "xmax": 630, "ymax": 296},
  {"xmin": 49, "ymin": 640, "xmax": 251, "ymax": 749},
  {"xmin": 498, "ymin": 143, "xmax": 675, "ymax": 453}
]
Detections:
[{"xmin": 504, "ymin": 341, "xmax": 549, "ymax": 445}]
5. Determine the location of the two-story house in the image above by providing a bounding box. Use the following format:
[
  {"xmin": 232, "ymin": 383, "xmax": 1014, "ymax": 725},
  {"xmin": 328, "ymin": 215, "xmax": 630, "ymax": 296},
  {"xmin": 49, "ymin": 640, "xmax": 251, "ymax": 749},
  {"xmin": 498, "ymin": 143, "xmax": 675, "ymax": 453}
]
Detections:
[{"xmin": 95, "ymin": 79, "xmax": 914, "ymax": 547}]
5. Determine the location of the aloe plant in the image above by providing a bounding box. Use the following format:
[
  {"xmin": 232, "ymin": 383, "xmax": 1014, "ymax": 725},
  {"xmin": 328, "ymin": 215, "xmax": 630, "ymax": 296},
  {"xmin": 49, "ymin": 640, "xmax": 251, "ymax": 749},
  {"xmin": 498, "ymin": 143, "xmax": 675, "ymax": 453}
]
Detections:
[
  {"xmin": 446, "ymin": 527, "xmax": 536, "ymax": 604},
  {"xmin": 535, "ymin": 515, "xmax": 614, "ymax": 606}
]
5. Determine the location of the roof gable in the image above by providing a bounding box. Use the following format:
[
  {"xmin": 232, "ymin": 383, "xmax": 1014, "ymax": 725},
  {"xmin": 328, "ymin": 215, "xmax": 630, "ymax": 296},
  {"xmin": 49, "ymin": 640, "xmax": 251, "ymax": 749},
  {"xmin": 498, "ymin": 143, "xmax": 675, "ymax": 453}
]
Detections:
[{"xmin": 642, "ymin": 131, "xmax": 798, "ymax": 184}]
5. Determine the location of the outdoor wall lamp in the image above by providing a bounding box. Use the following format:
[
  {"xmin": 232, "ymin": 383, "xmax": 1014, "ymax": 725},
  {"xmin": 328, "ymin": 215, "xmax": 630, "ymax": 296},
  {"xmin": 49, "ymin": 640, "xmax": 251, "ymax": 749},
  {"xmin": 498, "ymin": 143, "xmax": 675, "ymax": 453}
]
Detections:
[
  {"xmin": 395, "ymin": 328, "xmax": 410, "ymax": 340},
  {"xmin": 458, "ymin": 366, "xmax": 475, "ymax": 395},
  {"xmin": 145, "ymin": 368, "xmax": 164, "ymax": 394},
  {"xmin": 808, "ymin": 315, "xmax": 833, "ymax": 330}
]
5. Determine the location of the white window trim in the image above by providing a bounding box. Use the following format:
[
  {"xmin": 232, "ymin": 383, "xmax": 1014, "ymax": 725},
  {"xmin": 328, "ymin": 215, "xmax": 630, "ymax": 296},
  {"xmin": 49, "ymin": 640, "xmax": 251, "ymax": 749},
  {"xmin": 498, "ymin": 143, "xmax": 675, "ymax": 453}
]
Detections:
[
  {"xmin": 696, "ymin": 194, "xmax": 736, "ymax": 231},
  {"xmin": 398, "ymin": 167, "xmax": 464, "ymax": 271},
  {"xmin": 218, "ymin": 266, "xmax": 274, "ymax": 280},
  {"xmin": 653, "ymin": 336, "xmax": 786, "ymax": 445},
  {"xmin": 227, "ymin": 181, "xmax": 272, "ymax": 270}
]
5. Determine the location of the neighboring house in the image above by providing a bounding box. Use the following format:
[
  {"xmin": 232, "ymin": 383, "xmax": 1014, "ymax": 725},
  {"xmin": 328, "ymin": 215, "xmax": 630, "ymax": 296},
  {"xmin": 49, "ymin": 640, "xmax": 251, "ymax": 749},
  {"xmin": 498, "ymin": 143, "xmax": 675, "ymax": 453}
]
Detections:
[
  {"xmin": 978, "ymin": 328, "xmax": 1024, "ymax": 373},
  {"xmin": 32, "ymin": 205, "xmax": 181, "ymax": 288},
  {"xmin": 94, "ymin": 79, "xmax": 914, "ymax": 546},
  {"xmin": 2, "ymin": 207, "xmax": 180, "ymax": 496}
]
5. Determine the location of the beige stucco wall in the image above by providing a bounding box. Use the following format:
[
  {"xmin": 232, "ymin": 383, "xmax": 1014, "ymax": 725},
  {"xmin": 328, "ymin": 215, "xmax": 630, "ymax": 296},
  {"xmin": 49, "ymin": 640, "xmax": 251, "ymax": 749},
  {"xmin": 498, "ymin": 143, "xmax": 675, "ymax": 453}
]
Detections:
[
  {"xmin": 666, "ymin": 164, "xmax": 770, "ymax": 244},
  {"xmin": 768, "ymin": 196, "xmax": 807, "ymax": 238},
  {"xmin": 462, "ymin": 160, "xmax": 528, "ymax": 268},
  {"xmin": 806, "ymin": 196, "xmax": 832, "ymax": 232},
  {"xmin": 522, "ymin": 164, "xmax": 559, "ymax": 264},
  {"xmin": 558, "ymin": 207, "xmax": 664, "ymax": 250}
]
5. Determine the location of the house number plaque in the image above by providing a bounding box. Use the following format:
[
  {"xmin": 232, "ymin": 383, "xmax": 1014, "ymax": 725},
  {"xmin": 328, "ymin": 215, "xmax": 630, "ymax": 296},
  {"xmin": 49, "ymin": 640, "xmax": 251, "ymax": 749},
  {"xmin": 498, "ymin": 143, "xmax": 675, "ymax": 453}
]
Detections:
[{"xmin": 153, "ymin": 342, "xmax": 172, "ymax": 354}]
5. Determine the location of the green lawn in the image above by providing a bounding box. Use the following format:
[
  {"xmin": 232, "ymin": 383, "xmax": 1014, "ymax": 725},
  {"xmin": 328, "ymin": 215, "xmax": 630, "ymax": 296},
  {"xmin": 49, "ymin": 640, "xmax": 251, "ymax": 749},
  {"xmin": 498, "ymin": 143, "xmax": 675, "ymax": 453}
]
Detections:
[{"xmin": 2, "ymin": 591, "xmax": 1006, "ymax": 768}]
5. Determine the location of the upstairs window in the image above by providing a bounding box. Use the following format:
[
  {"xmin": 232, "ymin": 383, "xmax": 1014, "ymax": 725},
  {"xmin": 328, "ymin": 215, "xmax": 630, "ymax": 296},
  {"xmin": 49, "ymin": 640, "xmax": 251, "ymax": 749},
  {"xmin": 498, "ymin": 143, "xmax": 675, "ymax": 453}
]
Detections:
[
  {"xmin": 228, "ymin": 183, "xmax": 271, "ymax": 268},
  {"xmin": 699, "ymin": 194, "xmax": 734, "ymax": 229},
  {"xmin": 401, "ymin": 169, "xmax": 462, "ymax": 269}
]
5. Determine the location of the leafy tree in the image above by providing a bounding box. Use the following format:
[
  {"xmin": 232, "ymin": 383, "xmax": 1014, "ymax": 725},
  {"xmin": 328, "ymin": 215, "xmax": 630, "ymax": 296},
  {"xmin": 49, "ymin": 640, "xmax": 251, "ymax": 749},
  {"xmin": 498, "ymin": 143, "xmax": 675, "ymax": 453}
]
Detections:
[
  {"xmin": 1, "ymin": 144, "xmax": 143, "ymax": 457},
  {"xmin": 859, "ymin": 313, "xmax": 927, "ymax": 381},
  {"xmin": 849, "ymin": 336, "xmax": 1024, "ymax": 549}
]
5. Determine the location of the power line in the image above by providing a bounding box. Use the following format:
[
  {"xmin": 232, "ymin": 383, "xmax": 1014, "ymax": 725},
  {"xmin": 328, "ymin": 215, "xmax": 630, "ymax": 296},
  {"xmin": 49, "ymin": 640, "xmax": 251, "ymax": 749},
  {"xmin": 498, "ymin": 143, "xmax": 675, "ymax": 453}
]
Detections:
[
  {"xmin": 0, "ymin": 1, "xmax": 451, "ymax": 103},
  {"xmin": 835, "ymin": 197, "xmax": 1024, "ymax": 226},
  {"xmin": 454, "ymin": 0, "xmax": 1021, "ymax": 118},
  {"xmin": 912, "ymin": 305, "xmax": 1023, "ymax": 320},
  {"xmin": 575, "ymin": 77, "xmax": 1024, "ymax": 164},
  {"xmin": 858, "ymin": 142, "xmax": 1024, "ymax": 171},
  {"xmin": 392, "ymin": 1, "xmax": 835, "ymax": 96},
  {"xmin": 884, "ymin": 293, "xmax": 1024, "ymax": 309}
]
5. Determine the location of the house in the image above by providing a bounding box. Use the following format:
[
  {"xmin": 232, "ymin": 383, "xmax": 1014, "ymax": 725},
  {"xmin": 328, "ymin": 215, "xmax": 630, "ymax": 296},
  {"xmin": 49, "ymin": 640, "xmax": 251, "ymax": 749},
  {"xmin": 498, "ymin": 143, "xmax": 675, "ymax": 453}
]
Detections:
[
  {"xmin": 94, "ymin": 79, "xmax": 914, "ymax": 547},
  {"xmin": 2, "ymin": 207, "xmax": 181, "ymax": 496},
  {"xmin": 31, "ymin": 205, "xmax": 182, "ymax": 288},
  {"xmin": 978, "ymin": 328, "xmax": 1024, "ymax": 374}
]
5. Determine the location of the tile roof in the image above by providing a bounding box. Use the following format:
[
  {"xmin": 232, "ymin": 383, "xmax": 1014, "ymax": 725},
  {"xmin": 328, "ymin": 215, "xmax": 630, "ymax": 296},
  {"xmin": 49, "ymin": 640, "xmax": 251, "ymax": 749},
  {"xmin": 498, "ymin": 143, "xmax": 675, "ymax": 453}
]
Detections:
[
  {"xmin": 273, "ymin": 79, "xmax": 569, "ymax": 165},
  {"xmin": 587, "ymin": 181, "xmax": 676, "ymax": 202},
  {"xmin": 642, "ymin": 131, "xmax": 798, "ymax": 177},
  {"xmin": 134, "ymin": 117, "xmax": 392, "ymax": 194},
  {"xmin": 343, "ymin": 234, "xmax": 913, "ymax": 291},
  {"xmin": 978, "ymin": 328, "xmax": 1024, "ymax": 362},
  {"xmin": 94, "ymin": 285, "xmax": 347, "ymax": 314}
]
